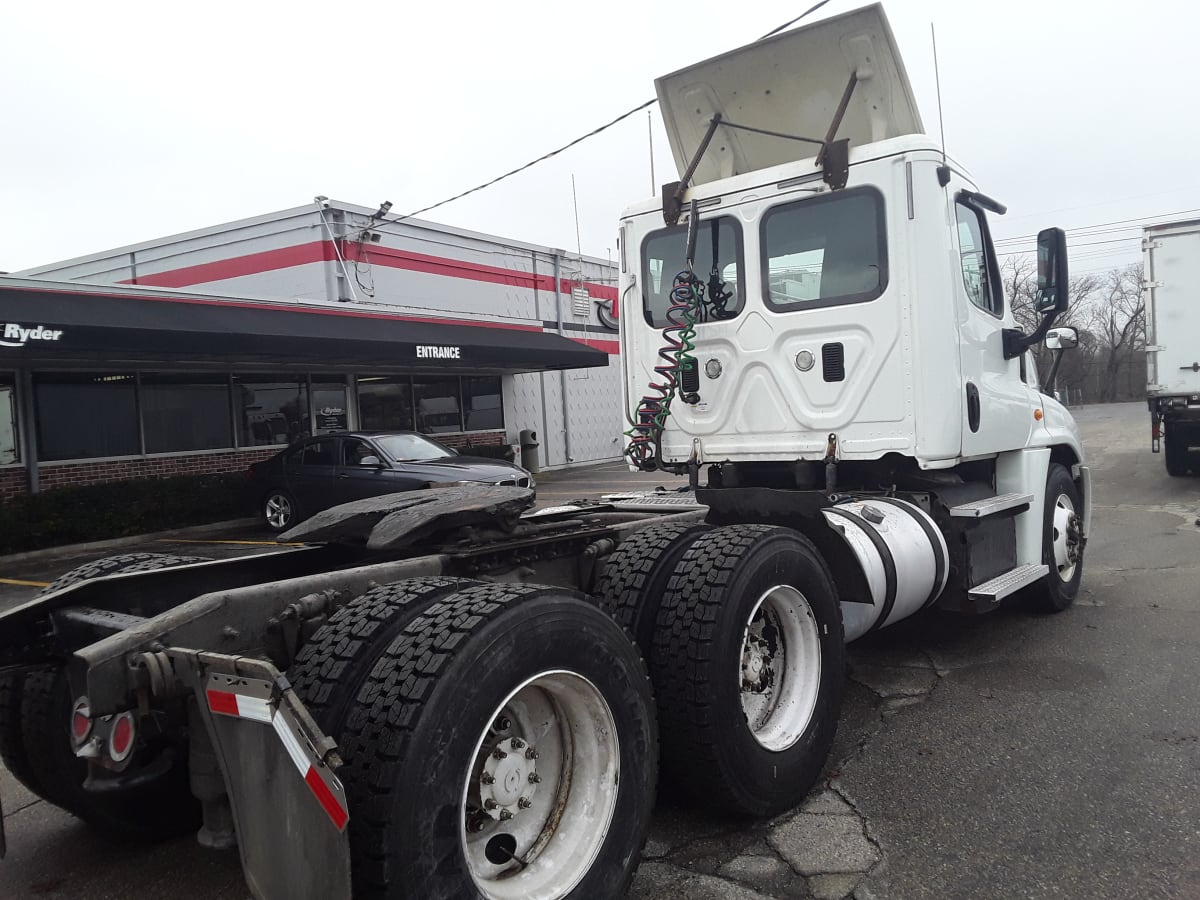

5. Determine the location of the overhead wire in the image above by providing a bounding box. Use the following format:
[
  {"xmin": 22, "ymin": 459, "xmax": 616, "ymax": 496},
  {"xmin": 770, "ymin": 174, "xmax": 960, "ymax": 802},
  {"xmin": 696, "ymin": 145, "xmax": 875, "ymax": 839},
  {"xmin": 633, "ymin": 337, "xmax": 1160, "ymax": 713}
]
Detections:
[{"xmin": 389, "ymin": 3, "xmax": 840, "ymax": 226}]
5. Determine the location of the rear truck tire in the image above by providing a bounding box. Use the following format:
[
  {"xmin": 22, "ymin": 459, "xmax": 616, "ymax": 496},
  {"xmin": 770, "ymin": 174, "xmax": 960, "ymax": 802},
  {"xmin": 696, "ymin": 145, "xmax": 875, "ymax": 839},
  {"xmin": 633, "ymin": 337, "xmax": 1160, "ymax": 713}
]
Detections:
[
  {"xmin": 652, "ymin": 524, "xmax": 845, "ymax": 817},
  {"xmin": 37, "ymin": 551, "xmax": 210, "ymax": 597},
  {"xmin": 263, "ymin": 487, "xmax": 299, "ymax": 532},
  {"xmin": 1165, "ymin": 435, "xmax": 1190, "ymax": 477},
  {"xmin": 335, "ymin": 583, "xmax": 658, "ymax": 900},
  {"xmin": 288, "ymin": 577, "xmax": 480, "ymax": 733},
  {"xmin": 0, "ymin": 553, "xmax": 206, "ymax": 831},
  {"xmin": 1035, "ymin": 464, "xmax": 1085, "ymax": 613},
  {"xmin": 593, "ymin": 522, "xmax": 712, "ymax": 658}
]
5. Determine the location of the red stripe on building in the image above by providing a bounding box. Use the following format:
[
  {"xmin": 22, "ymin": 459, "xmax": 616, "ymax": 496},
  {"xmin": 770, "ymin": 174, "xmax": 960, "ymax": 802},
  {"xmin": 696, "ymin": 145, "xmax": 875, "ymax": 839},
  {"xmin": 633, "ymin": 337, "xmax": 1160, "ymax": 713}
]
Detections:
[
  {"xmin": 124, "ymin": 242, "xmax": 335, "ymax": 288},
  {"xmin": 305, "ymin": 767, "xmax": 350, "ymax": 830},
  {"xmin": 206, "ymin": 689, "xmax": 240, "ymax": 717},
  {"xmin": 116, "ymin": 238, "xmax": 620, "ymax": 308}
]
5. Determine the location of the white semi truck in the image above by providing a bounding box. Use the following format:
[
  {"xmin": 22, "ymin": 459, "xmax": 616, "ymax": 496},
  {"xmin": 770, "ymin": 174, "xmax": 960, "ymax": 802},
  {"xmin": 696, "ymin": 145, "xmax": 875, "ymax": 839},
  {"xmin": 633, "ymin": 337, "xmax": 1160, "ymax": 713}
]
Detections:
[
  {"xmin": 0, "ymin": 5, "xmax": 1088, "ymax": 898},
  {"xmin": 1144, "ymin": 217, "xmax": 1200, "ymax": 475}
]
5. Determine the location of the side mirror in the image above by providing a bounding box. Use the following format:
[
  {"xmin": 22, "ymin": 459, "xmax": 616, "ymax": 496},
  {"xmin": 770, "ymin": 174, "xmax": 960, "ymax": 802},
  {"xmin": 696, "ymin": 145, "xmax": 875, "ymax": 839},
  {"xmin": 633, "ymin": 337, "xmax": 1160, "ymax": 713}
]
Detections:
[
  {"xmin": 359, "ymin": 455, "xmax": 382, "ymax": 467},
  {"xmin": 1045, "ymin": 327, "xmax": 1078, "ymax": 350},
  {"xmin": 1036, "ymin": 227, "xmax": 1069, "ymax": 314}
]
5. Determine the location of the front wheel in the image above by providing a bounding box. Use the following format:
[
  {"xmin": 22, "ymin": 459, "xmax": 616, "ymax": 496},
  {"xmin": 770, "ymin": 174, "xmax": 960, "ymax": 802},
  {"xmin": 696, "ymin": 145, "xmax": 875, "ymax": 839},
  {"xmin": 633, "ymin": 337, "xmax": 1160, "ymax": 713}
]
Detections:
[
  {"xmin": 336, "ymin": 584, "xmax": 657, "ymax": 900},
  {"xmin": 263, "ymin": 488, "xmax": 298, "ymax": 532},
  {"xmin": 1035, "ymin": 463, "xmax": 1084, "ymax": 613}
]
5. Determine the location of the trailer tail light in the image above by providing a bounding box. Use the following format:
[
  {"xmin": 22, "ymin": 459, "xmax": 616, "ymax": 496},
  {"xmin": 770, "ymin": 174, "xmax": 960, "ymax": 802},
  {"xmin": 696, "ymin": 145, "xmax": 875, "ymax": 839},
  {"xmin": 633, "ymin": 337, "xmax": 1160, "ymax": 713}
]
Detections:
[
  {"xmin": 70, "ymin": 697, "xmax": 92, "ymax": 746},
  {"xmin": 108, "ymin": 711, "xmax": 136, "ymax": 763}
]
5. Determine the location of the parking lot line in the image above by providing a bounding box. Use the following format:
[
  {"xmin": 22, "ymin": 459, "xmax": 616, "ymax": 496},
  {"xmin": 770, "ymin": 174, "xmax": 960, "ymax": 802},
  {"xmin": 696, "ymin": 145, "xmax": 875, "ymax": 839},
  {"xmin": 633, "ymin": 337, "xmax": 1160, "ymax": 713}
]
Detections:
[
  {"xmin": 156, "ymin": 539, "xmax": 307, "ymax": 547},
  {"xmin": 0, "ymin": 578, "xmax": 50, "ymax": 588}
]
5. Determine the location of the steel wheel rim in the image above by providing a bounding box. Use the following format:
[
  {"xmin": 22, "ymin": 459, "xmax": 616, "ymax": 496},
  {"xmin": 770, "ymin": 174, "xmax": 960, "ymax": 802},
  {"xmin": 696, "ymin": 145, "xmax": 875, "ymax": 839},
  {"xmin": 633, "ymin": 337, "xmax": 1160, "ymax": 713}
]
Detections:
[
  {"xmin": 1051, "ymin": 493, "xmax": 1078, "ymax": 582},
  {"xmin": 265, "ymin": 494, "xmax": 291, "ymax": 529},
  {"xmin": 460, "ymin": 670, "xmax": 619, "ymax": 900},
  {"xmin": 739, "ymin": 585, "xmax": 822, "ymax": 751}
]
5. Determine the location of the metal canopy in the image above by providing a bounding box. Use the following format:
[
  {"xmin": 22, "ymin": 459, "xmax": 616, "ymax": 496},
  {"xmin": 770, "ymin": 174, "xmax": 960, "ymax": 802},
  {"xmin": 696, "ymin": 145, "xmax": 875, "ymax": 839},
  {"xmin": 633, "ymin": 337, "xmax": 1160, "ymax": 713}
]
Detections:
[
  {"xmin": 0, "ymin": 279, "xmax": 606, "ymax": 373},
  {"xmin": 655, "ymin": 3, "xmax": 924, "ymax": 186}
]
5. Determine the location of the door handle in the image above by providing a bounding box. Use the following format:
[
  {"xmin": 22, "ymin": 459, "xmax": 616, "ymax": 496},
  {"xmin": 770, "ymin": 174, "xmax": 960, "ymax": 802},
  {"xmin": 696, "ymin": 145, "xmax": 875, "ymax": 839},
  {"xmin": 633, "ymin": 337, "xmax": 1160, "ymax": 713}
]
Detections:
[
  {"xmin": 337, "ymin": 473, "xmax": 349, "ymax": 479},
  {"xmin": 966, "ymin": 382, "xmax": 981, "ymax": 433}
]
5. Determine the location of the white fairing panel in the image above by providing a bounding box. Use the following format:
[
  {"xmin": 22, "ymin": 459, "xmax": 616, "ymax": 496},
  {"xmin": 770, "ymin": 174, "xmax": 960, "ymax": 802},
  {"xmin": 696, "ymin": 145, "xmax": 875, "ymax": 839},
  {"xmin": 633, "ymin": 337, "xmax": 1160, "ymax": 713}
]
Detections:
[{"xmin": 655, "ymin": 3, "xmax": 923, "ymax": 186}]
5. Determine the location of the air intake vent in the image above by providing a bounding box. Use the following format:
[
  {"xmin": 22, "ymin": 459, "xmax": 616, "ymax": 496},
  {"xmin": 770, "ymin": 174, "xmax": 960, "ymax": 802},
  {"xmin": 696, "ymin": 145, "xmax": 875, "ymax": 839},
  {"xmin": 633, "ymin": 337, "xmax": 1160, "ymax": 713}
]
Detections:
[{"xmin": 822, "ymin": 342, "xmax": 845, "ymax": 382}]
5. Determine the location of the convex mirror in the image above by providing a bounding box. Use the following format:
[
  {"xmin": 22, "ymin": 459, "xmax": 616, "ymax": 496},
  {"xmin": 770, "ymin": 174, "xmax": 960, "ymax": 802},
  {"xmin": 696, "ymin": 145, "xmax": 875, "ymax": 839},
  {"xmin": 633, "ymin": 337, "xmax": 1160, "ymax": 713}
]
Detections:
[{"xmin": 1045, "ymin": 327, "xmax": 1078, "ymax": 350}]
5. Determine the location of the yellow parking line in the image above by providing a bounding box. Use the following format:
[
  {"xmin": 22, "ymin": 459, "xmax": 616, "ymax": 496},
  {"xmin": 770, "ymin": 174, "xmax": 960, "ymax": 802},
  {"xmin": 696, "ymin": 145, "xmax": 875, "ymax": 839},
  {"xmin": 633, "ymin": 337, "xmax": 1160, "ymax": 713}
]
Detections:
[
  {"xmin": 0, "ymin": 577, "xmax": 50, "ymax": 587},
  {"xmin": 156, "ymin": 539, "xmax": 307, "ymax": 547}
]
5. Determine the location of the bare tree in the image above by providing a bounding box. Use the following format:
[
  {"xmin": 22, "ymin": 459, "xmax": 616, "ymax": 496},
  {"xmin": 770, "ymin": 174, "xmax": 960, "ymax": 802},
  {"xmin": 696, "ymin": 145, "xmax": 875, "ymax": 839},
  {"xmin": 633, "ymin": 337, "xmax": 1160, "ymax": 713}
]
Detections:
[
  {"xmin": 1083, "ymin": 264, "xmax": 1145, "ymax": 402},
  {"xmin": 1001, "ymin": 256, "xmax": 1101, "ymax": 398}
]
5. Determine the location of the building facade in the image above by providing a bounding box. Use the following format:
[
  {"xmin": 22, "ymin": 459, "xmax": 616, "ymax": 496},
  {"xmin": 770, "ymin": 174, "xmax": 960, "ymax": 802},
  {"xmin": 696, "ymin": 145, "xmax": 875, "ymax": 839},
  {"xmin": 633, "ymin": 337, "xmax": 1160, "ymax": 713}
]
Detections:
[{"xmin": 1, "ymin": 201, "xmax": 624, "ymax": 501}]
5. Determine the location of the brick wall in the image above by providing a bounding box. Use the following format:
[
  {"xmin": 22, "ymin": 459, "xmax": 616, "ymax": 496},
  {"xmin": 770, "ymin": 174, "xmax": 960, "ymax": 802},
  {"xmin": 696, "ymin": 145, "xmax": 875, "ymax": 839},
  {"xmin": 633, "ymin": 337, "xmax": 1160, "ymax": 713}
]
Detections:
[
  {"xmin": 0, "ymin": 469, "xmax": 27, "ymax": 504},
  {"xmin": 439, "ymin": 431, "xmax": 506, "ymax": 450},
  {"xmin": 0, "ymin": 431, "xmax": 508, "ymax": 504}
]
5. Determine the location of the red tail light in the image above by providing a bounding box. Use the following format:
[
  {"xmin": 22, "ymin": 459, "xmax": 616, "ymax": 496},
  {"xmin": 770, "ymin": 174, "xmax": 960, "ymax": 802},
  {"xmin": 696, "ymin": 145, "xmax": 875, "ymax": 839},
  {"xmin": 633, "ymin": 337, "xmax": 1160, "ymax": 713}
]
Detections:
[
  {"xmin": 108, "ymin": 711, "xmax": 136, "ymax": 762},
  {"xmin": 70, "ymin": 697, "xmax": 92, "ymax": 746}
]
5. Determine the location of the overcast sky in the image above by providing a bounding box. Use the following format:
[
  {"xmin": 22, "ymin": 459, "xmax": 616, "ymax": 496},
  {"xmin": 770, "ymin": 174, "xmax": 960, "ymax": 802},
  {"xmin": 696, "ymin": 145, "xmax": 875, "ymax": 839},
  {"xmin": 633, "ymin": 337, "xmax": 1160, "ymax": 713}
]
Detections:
[{"xmin": 4, "ymin": 0, "xmax": 1198, "ymax": 277}]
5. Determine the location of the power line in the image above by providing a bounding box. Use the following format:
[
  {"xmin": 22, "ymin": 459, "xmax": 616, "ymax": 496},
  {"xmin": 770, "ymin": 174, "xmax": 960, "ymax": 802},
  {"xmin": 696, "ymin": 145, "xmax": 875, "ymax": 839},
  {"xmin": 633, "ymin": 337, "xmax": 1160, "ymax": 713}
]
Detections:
[
  {"xmin": 392, "ymin": 98, "xmax": 659, "ymax": 225},
  {"xmin": 992, "ymin": 207, "xmax": 1200, "ymax": 246},
  {"xmin": 391, "ymin": 3, "xmax": 840, "ymax": 226}
]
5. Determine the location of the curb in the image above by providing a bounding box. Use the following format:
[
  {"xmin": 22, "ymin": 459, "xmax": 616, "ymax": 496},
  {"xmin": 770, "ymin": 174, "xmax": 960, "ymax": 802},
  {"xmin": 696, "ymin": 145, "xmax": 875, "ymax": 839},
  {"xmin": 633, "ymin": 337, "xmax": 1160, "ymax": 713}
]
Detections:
[{"xmin": 0, "ymin": 517, "xmax": 262, "ymax": 566}]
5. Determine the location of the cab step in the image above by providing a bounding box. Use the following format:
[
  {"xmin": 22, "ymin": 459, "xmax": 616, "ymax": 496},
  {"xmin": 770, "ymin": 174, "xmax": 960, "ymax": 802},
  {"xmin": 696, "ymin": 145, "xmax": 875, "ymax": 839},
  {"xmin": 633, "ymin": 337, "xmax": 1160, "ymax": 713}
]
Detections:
[
  {"xmin": 949, "ymin": 492, "xmax": 1033, "ymax": 518},
  {"xmin": 967, "ymin": 564, "xmax": 1048, "ymax": 603}
]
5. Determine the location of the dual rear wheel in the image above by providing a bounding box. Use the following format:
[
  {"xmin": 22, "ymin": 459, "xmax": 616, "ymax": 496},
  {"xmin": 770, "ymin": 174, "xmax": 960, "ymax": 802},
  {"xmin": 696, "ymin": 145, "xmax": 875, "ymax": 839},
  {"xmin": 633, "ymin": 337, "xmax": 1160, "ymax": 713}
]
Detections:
[
  {"xmin": 287, "ymin": 579, "xmax": 657, "ymax": 900},
  {"xmin": 597, "ymin": 523, "xmax": 845, "ymax": 817}
]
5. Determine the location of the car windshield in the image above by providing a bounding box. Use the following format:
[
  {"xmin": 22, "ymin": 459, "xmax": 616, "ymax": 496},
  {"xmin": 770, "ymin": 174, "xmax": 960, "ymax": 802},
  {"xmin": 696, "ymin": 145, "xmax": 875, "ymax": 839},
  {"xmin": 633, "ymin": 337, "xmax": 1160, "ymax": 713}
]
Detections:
[{"xmin": 373, "ymin": 433, "xmax": 456, "ymax": 462}]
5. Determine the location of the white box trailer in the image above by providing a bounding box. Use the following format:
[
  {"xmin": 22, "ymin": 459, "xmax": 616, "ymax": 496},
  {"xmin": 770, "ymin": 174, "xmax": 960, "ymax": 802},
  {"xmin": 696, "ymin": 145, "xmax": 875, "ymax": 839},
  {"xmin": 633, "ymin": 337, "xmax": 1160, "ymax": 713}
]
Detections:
[{"xmin": 1145, "ymin": 218, "xmax": 1200, "ymax": 475}]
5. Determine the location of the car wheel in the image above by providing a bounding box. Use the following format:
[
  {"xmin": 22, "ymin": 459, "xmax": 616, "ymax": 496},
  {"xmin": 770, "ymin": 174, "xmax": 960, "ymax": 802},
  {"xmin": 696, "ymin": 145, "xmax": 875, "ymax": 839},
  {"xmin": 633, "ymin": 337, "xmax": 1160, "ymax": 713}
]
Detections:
[{"xmin": 263, "ymin": 488, "xmax": 298, "ymax": 532}]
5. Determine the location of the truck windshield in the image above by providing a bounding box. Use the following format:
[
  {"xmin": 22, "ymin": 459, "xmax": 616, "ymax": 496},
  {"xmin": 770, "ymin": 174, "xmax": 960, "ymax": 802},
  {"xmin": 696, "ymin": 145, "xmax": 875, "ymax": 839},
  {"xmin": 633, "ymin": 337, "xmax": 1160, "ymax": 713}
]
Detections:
[
  {"xmin": 762, "ymin": 188, "xmax": 887, "ymax": 311},
  {"xmin": 641, "ymin": 217, "xmax": 744, "ymax": 327}
]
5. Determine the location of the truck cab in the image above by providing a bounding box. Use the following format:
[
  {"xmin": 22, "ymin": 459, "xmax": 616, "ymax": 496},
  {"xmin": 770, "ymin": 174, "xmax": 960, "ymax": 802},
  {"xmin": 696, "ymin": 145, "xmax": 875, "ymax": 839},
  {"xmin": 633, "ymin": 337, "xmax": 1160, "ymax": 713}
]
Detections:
[{"xmin": 619, "ymin": 3, "xmax": 1090, "ymax": 618}]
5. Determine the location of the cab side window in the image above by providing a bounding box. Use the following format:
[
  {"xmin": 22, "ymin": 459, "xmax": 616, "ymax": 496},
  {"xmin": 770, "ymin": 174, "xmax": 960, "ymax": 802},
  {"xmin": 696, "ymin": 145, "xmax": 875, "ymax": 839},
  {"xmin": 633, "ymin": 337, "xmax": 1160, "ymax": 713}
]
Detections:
[{"xmin": 955, "ymin": 201, "xmax": 1001, "ymax": 316}]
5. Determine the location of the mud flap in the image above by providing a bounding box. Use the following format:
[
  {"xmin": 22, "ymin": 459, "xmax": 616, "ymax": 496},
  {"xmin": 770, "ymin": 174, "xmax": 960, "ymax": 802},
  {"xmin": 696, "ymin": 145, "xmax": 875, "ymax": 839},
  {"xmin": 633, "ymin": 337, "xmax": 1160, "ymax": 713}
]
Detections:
[{"xmin": 172, "ymin": 650, "xmax": 351, "ymax": 900}]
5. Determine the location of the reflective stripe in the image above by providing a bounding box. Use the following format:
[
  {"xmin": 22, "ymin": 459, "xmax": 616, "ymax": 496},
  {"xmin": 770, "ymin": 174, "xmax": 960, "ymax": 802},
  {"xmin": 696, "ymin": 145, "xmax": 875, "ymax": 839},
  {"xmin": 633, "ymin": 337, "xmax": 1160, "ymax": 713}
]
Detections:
[
  {"xmin": 208, "ymin": 683, "xmax": 348, "ymax": 831},
  {"xmin": 272, "ymin": 712, "xmax": 311, "ymax": 775}
]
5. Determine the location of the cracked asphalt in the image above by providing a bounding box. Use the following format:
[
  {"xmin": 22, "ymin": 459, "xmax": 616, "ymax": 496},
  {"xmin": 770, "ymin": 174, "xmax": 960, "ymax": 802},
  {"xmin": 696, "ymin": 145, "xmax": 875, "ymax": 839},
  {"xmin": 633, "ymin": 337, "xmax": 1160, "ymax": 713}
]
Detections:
[{"xmin": 3, "ymin": 402, "xmax": 1199, "ymax": 899}]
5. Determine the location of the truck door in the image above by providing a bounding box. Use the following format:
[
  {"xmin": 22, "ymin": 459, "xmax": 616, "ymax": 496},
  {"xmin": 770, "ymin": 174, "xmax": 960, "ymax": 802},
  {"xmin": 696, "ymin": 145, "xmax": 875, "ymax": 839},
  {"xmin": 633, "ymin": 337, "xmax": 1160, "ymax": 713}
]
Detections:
[{"xmin": 952, "ymin": 192, "xmax": 1036, "ymax": 456}]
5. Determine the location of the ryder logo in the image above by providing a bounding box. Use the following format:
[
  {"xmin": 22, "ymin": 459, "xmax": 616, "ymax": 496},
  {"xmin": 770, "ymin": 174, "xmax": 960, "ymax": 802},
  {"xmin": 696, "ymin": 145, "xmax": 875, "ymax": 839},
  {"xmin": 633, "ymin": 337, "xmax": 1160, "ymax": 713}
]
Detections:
[{"xmin": 0, "ymin": 323, "xmax": 64, "ymax": 348}]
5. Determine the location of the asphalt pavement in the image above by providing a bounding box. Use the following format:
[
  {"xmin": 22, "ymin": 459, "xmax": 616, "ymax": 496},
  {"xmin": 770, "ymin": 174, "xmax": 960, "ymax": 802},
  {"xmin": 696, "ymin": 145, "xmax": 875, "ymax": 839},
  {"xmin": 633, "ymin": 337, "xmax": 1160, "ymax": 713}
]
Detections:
[{"xmin": 2, "ymin": 407, "xmax": 1199, "ymax": 899}]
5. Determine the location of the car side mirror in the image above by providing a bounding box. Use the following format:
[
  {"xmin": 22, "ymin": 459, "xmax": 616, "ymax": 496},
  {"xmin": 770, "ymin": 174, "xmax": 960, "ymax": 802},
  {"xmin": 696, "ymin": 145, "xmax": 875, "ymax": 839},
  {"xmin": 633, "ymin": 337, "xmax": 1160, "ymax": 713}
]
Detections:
[
  {"xmin": 1045, "ymin": 327, "xmax": 1078, "ymax": 350},
  {"xmin": 359, "ymin": 455, "xmax": 382, "ymax": 467},
  {"xmin": 1035, "ymin": 227, "xmax": 1069, "ymax": 314}
]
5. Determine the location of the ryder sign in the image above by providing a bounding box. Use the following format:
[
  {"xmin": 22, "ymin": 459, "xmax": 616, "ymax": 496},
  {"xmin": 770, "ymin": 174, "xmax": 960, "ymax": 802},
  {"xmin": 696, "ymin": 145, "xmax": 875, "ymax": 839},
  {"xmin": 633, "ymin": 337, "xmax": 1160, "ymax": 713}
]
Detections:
[{"xmin": 1, "ymin": 323, "xmax": 64, "ymax": 348}]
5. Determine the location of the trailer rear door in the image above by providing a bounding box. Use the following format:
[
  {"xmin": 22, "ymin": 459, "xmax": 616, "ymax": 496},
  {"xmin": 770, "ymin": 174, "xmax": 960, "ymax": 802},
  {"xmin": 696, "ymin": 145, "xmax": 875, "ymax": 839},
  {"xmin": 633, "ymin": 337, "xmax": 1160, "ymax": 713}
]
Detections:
[{"xmin": 1145, "ymin": 220, "xmax": 1200, "ymax": 397}]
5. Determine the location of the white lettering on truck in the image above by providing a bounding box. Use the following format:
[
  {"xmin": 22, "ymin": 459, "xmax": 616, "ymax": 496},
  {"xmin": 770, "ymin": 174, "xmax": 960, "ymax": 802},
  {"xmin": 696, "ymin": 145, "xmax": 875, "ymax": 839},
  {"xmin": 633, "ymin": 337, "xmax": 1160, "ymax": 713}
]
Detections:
[
  {"xmin": 416, "ymin": 346, "xmax": 461, "ymax": 359},
  {"xmin": 0, "ymin": 324, "xmax": 64, "ymax": 348}
]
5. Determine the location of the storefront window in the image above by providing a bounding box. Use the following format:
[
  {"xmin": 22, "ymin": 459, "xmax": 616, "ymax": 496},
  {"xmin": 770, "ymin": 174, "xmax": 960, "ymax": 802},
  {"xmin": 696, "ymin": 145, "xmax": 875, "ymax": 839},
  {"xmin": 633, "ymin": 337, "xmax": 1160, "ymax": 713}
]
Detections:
[
  {"xmin": 312, "ymin": 378, "xmax": 350, "ymax": 433},
  {"xmin": 141, "ymin": 374, "xmax": 233, "ymax": 453},
  {"xmin": 357, "ymin": 377, "xmax": 414, "ymax": 432},
  {"xmin": 0, "ymin": 374, "xmax": 17, "ymax": 465},
  {"xmin": 234, "ymin": 375, "xmax": 308, "ymax": 447},
  {"xmin": 413, "ymin": 376, "xmax": 463, "ymax": 434},
  {"xmin": 35, "ymin": 373, "xmax": 139, "ymax": 460},
  {"xmin": 462, "ymin": 376, "xmax": 503, "ymax": 431}
]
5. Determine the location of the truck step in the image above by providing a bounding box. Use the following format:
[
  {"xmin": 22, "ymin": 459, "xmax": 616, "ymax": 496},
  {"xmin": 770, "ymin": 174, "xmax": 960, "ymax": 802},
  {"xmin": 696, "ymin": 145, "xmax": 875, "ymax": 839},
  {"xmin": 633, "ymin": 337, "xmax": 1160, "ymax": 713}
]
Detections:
[
  {"xmin": 949, "ymin": 492, "xmax": 1033, "ymax": 518},
  {"xmin": 967, "ymin": 564, "xmax": 1049, "ymax": 603}
]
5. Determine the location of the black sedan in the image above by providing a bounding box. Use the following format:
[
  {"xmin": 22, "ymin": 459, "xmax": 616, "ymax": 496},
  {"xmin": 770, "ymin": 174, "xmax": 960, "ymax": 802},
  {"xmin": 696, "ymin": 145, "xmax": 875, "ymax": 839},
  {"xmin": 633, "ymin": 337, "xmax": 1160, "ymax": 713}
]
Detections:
[{"xmin": 248, "ymin": 431, "xmax": 535, "ymax": 531}]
